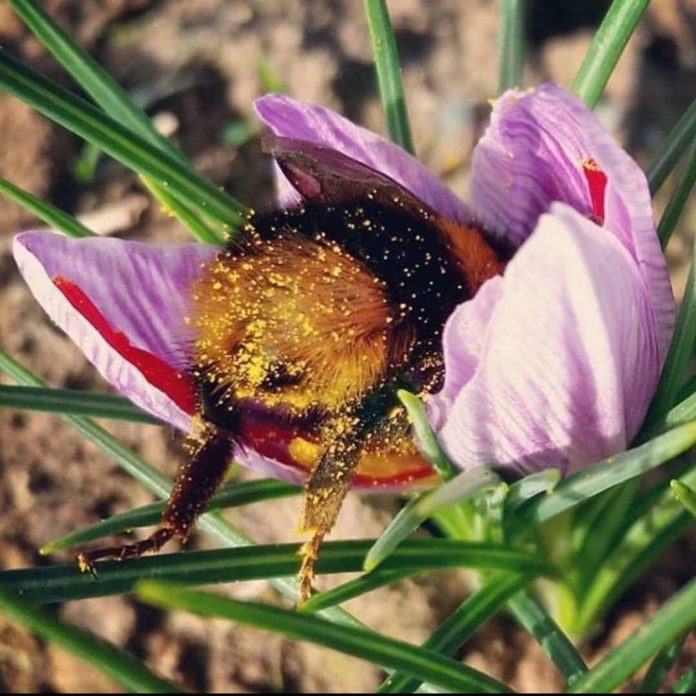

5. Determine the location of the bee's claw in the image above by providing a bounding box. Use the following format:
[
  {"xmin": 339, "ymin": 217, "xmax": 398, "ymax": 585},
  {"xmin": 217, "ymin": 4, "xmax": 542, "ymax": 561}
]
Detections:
[
  {"xmin": 297, "ymin": 526, "xmax": 327, "ymax": 605},
  {"xmin": 77, "ymin": 553, "xmax": 99, "ymax": 580}
]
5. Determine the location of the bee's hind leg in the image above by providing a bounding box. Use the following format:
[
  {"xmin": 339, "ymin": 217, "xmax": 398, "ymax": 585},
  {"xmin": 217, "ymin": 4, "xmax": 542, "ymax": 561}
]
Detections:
[
  {"xmin": 297, "ymin": 435, "xmax": 363, "ymax": 604},
  {"xmin": 77, "ymin": 422, "xmax": 234, "ymax": 574}
]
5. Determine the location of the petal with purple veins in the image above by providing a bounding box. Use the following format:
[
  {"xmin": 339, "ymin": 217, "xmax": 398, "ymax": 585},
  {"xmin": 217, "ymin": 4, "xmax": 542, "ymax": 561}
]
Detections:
[
  {"xmin": 435, "ymin": 203, "xmax": 661, "ymax": 476},
  {"xmin": 470, "ymin": 84, "xmax": 674, "ymax": 360},
  {"xmin": 13, "ymin": 232, "xmax": 216, "ymax": 431}
]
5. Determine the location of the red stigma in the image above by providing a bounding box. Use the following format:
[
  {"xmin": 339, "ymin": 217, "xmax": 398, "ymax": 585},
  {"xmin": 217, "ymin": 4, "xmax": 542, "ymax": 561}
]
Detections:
[
  {"xmin": 52, "ymin": 276, "xmax": 197, "ymax": 415},
  {"xmin": 582, "ymin": 158, "xmax": 607, "ymax": 224}
]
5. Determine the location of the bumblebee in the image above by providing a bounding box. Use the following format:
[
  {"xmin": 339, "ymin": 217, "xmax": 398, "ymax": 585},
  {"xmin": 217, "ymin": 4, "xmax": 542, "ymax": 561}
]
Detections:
[{"xmin": 78, "ymin": 138, "xmax": 507, "ymax": 601}]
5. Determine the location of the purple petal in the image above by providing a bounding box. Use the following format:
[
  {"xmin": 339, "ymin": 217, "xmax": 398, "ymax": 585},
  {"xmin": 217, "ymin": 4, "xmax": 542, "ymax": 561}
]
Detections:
[
  {"xmin": 254, "ymin": 94, "xmax": 471, "ymax": 222},
  {"xmin": 13, "ymin": 232, "xmax": 216, "ymax": 430},
  {"xmin": 434, "ymin": 203, "xmax": 661, "ymax": 476},
  {"xmin": 470, "ymin": 84, "xmax": 674, "ymax": 360}
]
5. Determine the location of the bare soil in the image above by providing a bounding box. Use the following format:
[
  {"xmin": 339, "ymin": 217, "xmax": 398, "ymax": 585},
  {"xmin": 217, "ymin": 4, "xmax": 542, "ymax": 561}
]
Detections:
[{"xmin": 0, "ymin": 0, "xmax": 695, "ymax": 692}]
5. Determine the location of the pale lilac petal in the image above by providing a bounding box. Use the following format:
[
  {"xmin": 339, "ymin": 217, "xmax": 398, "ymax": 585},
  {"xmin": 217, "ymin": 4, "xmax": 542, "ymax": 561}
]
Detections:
[
  {"xmin": 254, "ymin": 94, "xmax": 471, "ymax": 222},
  {"xmin": 435, "ymin": 203, "xmax": 661, "ymax": 475},
  {"xmin": 13, "ymin": 232, "xmax": 216, "ymax": 430},
  {"xmin": 471, "ymin": 84, "xmax": 674, "ymax": 361},
  {"xmin": 428, "ymin": 276, "xmax": 504, "ymax": 432}
]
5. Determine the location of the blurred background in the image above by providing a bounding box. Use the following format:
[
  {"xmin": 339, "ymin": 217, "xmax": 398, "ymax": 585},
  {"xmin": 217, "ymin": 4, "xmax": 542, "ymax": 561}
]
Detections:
[{"xmin": 0, "ymin": 0, "xmax": 695, "ymax": 691}]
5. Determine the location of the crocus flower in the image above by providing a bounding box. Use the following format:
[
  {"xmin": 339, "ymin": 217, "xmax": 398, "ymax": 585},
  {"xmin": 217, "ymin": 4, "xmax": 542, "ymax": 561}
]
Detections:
[{"xmin": 13, "ymin": 84, "xmax": 674, "ymax": 486}]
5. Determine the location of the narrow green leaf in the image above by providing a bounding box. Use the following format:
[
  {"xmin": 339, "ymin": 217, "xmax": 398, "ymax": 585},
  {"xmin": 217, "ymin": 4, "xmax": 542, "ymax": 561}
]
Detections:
[
  {"xmin": 398, "ymin": 389, "xmax": 456, "ymax": 480},
  {"xmin": 658, "ymin": 138, "xmax": 696, "ymax": 248},
  {"xmin": 0, "ymin": 50, "xmax": 244, "ymax": 231},
  {"xmin": 300, "ymin": 569, "xmax": 406, "ymax": 613},
  {"xmin": 671, "ymin": 479, "xmax": 696, "ymax": 518},
  {"xmin": 673, "ymin": 663, "xmax": 696, "ymax": 693},
  {"xmin": 377, "ymin": 573, "xmax": 531, "ymax": 693},
  {"xmin": 6, "ymin": 0, "xmax": 227, "ymax": 242},
  {"xmin": 514, "ymin": 421, "xmax": 696, "ymax": 530},
  {"xmin": 568, "ymin": 578, "xmax": 696, "ymax": 693},
  {"xmin": 507, "ymin": 591, "xmax": 587, "ymax": 685},
  {"xmin": 364, "ymin": 467, "xmax": 500, "ymax": 570},
  {"xmin": 0, "ymin": 384, "xmax": 161, "ymax": 424},
  {"xmin": 647, "ymin": 97, "xmax": 696, "ymax": 195},
  {"xmin": 0, "ymin": 177, "xmax": 93, "ymax": 238},
  {"xmin": 72, "ymin": 141, "xmax": 102, "ymax": 183},
  {"xmin": 6, "ymin": 0, "xmax": 180, "ymax": 159},
  {"xmin": 39, "ymin": 480, "xmax": 294, "ymax": 552},
  {"xmin": 41, "ymin": 479, "xmax": 299, "ymax": 554},
  {"xmin": 498, "ymin": 0, "xmax": 526, "ymax": 92},
  {"xmin": 573, "ymin": 464, "xmax": 696, "ymax": 638},
  {"xmin": 573, "ymin": 479, "xmax": 641, "ymax": 595},
  {"xmin": 2, "ymin": 539, "xmax": 552, "ymax": 604},
  {"xmin": 644, "ymin": 240, "xmax": 696, "ymax": 429},
  {"xmin": 571, "ymin": 0, "xmax": 650, "ymax": 108},
  {"xmin": 638, "ymin": 633, "xmax": 688, "ymax": 693},
  {"xmin": 138, "ymin": 582, "xmax": 513, "ymax": 693},
  {"xmin": 364, "ymin": 0, "xmax": 415, "ymax": 154},
  {"xmin": 0, "ymin": 587, "xmax": 181, "ymax": 693},
  {"xmin": 141, "ymin": 176, "xmax": 224, "ymax": 245},
  {"xmin": 504, "ymin": 469, "xmax": 560, "ymax": 516}
]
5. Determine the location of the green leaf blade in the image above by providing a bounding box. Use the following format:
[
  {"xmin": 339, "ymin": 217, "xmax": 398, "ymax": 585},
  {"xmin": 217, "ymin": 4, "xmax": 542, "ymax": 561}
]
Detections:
[
  {"xmin": 498, "ymin": 0, "xmax": 526, "ymax": 92},
  {"xmin": 568, "ymin": 578, "xmax": 696, "ymax": 693},
  {"xmin": 0, "ymin": 51, "xmax": 244, "ymax": 233},
  {"xmin": 364, "ymin": 0, "xmax": 415, "ymax": 154},
  {"xmin": 0, "ymin": 177, "xmax": 94, "ymax": 238},
  {"xmin": 571, "ymin": 0, "xmax": 650, "ymax": 108},
  {"xmin": 0, "ymin": 385, "xmax": 161, "ymax": 424},
  {"xmin": 138, "ymin": 582, "xmax": 513, "ymax": 693},
  {"xmin": 0, "ymin": 587, "xmax": 182, "ymax": 693}
]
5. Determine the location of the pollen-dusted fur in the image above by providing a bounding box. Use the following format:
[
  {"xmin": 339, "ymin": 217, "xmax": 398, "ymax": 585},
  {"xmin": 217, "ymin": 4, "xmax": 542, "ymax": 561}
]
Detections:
[{"xmin": 191, "ymin": 229, "xmax": 405, "ymax": 415}]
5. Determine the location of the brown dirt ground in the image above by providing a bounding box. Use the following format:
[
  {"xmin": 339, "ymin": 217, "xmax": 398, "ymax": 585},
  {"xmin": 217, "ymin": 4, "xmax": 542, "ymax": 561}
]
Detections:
[{"xmin": 0, "ymin": 0, "xmax": 695, "ymax": 692}]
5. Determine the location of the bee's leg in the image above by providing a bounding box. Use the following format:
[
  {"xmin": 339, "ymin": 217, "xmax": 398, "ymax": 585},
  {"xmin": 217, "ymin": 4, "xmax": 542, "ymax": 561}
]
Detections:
[
  {"xmin": 297, "ymin": 431, "xmax": 364, "ymax": 603},
  {"xmin": 77, "ymin": 424, "xmax": 234, "ymax": 574}
]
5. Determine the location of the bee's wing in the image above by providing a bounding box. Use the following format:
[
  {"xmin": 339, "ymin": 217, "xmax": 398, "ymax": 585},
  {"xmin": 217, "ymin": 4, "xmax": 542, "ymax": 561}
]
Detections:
[{"xmin": 264, "ymin": 134, "xmax": 435, "ymax": 217}]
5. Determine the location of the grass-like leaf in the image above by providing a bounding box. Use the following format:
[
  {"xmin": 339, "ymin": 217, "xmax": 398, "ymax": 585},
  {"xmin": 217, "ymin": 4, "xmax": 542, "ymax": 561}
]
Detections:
[
  {"xmin": 507, "ymin": 591, "xmax": 587, "ymax": 685},
  {"xmin": 504, "ymin": 469, "xmax": 561, "ymax": 518},
  {"xmin": 377, "ymin": 572, "xmax": 531, "ymax": 693},
  {"xmin": 657, "ymin": 138, "xmax": 696, "ymax": 248},
  {"xmin": 0, "ymin": 587, "xmax": 181, "ymax": 693},
  {"xmin": 41, "ymin": 478, "xmax": 299, "ymax": 554},
  {"xmin": 498, "ymin": 0, "xmax": 526, "ymax": 92},
  {"xmin": 637, "ymin": 633, "xmax": 688, "ymax": 693},
  {"xmin": 364, "ymin": 0, "xmax": 415, "ymax": 154},
  {"xmin": 137, "ymin": 582, "xmax": 513, "ymax": 693},
  {"xmin": 6, "ymin": 0, "xmax": 224, "ymax": 244},
  {"xmin": 364, "ymin": 467, "xmax": 500, "ymax": 570},
  {"xmin": 513, "ymin": 421, "xmax": 696, "ymax": 530},
  {"xmin": 671, "ymin": 479, "xmax": 696, "ymax": 518},
  {"xmin": 398, "ymin": 389, "xmax": 456, "ymax": 480},
  {"xmin": 0, "ymin": 50, "xmax": 244, "ymax": 231},
  {"xmin": 571, "ymin": 0, "xmax": 650, "ymax": 108},
  {"xmin": 300, "ymin": 569, "xmax": 406, "ymax": 613},
  {"xmin": 673, "ymin": 663, "xmax": 696, "ymax": 693},
  {"xmin": 647, "ymin": 97, "xmax": 696, "ymax": 194},
  {"xmin": 573, "ymin": 465, "xmax": 695, "ymax": 637},
  {"xmin": 0, "ymin": 177, "xmax": 93, "ymax": 238},
  {"xmin": 567, "ymin": 577, "xmax": 696, "ymax": 693},
  {"xmin": 0, "ymin": 384, "xmax": 161, "ymax": 424},
  {"xmin": 2, "ymin": 539, "xmax": 553, "ymax": 604},
  {"xmin": 643, "ymin": 239, "xmax": 696, "ymax": 430}
]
